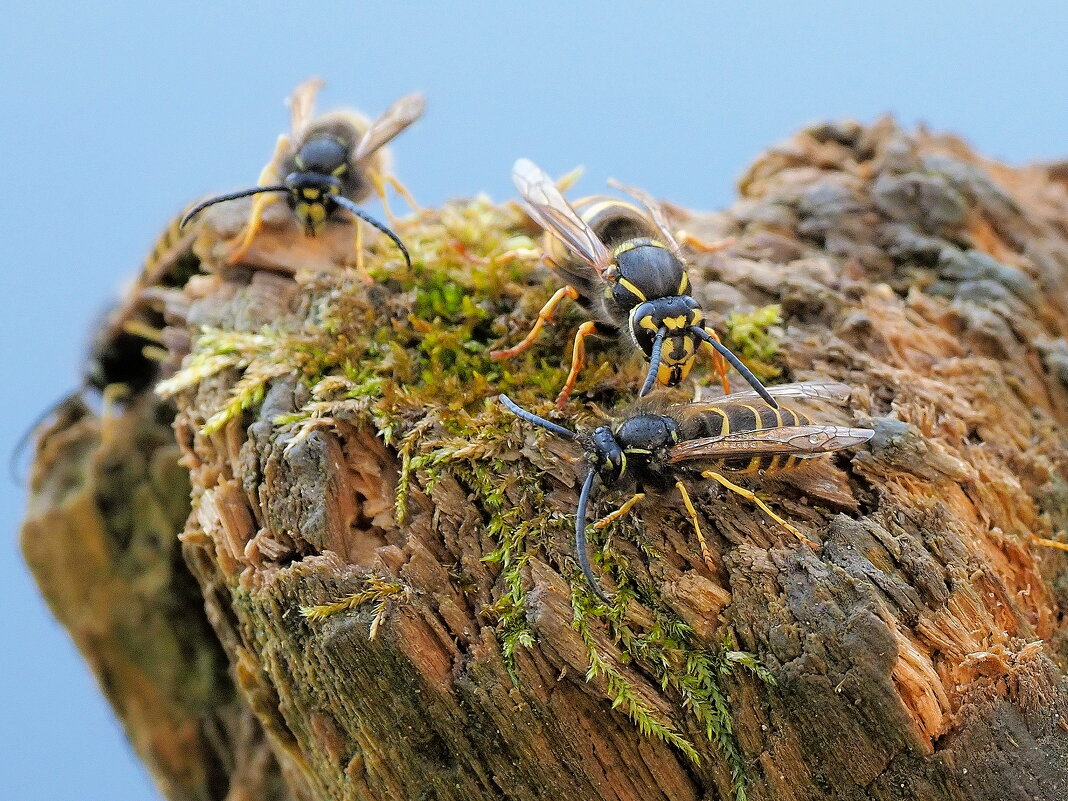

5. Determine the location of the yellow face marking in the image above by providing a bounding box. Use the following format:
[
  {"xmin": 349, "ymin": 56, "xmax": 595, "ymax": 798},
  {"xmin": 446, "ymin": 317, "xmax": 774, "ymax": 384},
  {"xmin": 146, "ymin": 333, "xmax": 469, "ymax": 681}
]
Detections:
[
  {"xmin": 663, "ymin": 314, "xmax": 688, "ymax": 331},
  {"xmin": 332, "ymin": 163, "xmax": 348, "ymax": 176},
  {"xmin": 618, "ymin": 277, "xmax": 647, "ymax": 302},
  {"xmin": 302, "ymin": 188, "xmax": 321, "ymax": 200},
  {"xmin": 656, "ymin": 361, "xmax": 674, "ymax": 386},
  {"xmin": 636, "ymin": 312, "xmax": 660, "ymax": 333},
  {"xmin": 296, "ymin": 202, "xmax": 328, "ymax": 233}
]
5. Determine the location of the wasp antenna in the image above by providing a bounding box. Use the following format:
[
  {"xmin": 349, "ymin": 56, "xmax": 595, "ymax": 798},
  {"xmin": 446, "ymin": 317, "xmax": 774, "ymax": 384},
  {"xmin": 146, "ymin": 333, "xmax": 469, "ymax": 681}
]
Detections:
[
  {"xmin": 692, "ymin": 327, "xmax": 778, "ymax": 409},
  {"xmin": 498, "ymin": 394, "xmax": 576, "ymax": 440},
  {"xmin": 639, "ymin": 327, "xmax": 668, "ymax": 397},
  {"xmin": 333, "ymin": 196, "xmax": 412, "ymax": 269},
  {"xmin": 8, "ymin": 392, "xmax": 88, "ymax": 485},
  {"xmin": 180, "ymin": 185, "xmax": 290, "ymax": 228},
  {"xmin": 575, "ymin": 471, "xmax": 612, "ymax": 605}
]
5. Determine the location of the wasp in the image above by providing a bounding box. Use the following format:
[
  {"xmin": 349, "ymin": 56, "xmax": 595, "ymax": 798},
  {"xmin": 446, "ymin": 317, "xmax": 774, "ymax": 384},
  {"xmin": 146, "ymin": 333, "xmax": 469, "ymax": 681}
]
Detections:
[
  {"xmin": 181, "ymin": 78, "xmax": 425, "ymax": 278},
  {"xmin": 11, "ymin": 210, "xmax": 200, "ymax": 479},
  {"xmin": 493, "ymin": 158, "xmax": 776, "ymax": 409},
  {"xmin": 500, "ymin": 382, "xmax": 874, "ymax": 602}
]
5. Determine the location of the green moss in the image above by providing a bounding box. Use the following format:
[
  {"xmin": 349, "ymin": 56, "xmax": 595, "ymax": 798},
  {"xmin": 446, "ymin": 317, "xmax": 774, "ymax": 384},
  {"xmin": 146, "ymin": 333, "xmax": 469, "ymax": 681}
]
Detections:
[
  {"xmin": 724, "ymin": 303, "xmax": 783, "ymax": 380},
  {"xmin": 301, "ymin": 577, "xmax": 405, "ymax": 639},
  {"xmin": 168, "ymin": 196, "xmax": 776, "ymax": 799}
]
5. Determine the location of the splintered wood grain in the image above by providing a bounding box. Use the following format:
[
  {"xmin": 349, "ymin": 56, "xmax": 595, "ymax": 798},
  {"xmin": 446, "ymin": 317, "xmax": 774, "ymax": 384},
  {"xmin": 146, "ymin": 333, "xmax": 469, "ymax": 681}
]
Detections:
[
  {"xmin": 27, "ymin": 117, "xmax": 1068, "ymax": 801},
  {"xmin": 174, "ymin": 121, "xmax": 1068, "ymax": 801},
  {"xmin": 21, "ymin": 397, "xmax": 296, "ymax": 801}
]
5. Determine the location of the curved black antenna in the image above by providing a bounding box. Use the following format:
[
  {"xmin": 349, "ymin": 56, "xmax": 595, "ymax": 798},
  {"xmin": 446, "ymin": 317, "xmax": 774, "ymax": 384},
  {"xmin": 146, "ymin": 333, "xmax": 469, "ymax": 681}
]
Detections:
[
  {"xmin": 692, "ymin": 327, "xmax": 778, "ymax": 409},
  {"xmin": 8, "ymin": 392, "xmax": 87, "ymax": 484},
  {"xmin": 498, "ymin": 394, "xmax": 576, "ymax": 440},
  {"xmin": 332, "ymin": 196, "xmax": 412, "ymax": 269},
  {"xmin": 575, "ymin": 470, "xmax": 611, "ymax": 604},
  {"xmin": 638, "ymin": 326, "xmax": 668, "ymax": 397},
  {"xmin": 180, "ymin": 185, "xmax": 290, "ymax": 228}
]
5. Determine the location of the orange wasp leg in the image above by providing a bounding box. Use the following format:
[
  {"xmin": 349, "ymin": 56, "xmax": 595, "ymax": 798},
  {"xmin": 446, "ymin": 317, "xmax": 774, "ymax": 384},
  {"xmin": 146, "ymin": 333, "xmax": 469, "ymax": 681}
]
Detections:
[
  {"xmin": 555, "ymin": 320, "xmax": 601, "ymax": 408},
  {"xmin": 700, "ymin": 469, "xmax": 818, "ymax": 549},
  {"xmin": 676, "ymin": 481, "xmax": 716, "ymax": 570},
  {"xmin": 352, "ymin": 221, "xmax": 373, "ymax": 285},
  {"xmin": 592, "ymin": 492, "xmax": 645, "ymax": 530},
  {"xmin": 368, "ymin": 170, "xmax": 420, "ymax": 225},
  {"xmin": 1031, "ymin": 534, "xmax": 1068, "ymax": 552},
  {"xmin": 229, "ymin": 134, "xmax": 290, "ymax": 264},
  {"xmin": 699, "ymin": 327, "xmax": 732, "ymax": 396},
  {"xmin": 491, "ymin": 285, "xmax": 580, "ymax": 360}
]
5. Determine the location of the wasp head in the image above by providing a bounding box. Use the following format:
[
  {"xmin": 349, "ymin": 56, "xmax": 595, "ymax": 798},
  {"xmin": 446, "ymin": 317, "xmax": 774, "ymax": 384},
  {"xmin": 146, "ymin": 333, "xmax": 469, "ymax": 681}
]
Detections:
[
  {"xmin": 630, "ymin": 295, "xmax": 705, "ymax": 387},
  {"xmin": 587, "ymin": 426, "xmax": 627, "ymax": 483},
  {"xmin": 285, "ymin": 136, "xmax": 349, "ymax": 235}
]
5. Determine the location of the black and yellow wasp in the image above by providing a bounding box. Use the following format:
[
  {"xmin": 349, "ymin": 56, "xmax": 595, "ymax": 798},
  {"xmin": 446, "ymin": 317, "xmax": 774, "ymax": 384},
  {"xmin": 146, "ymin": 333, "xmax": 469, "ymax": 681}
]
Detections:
[
  {"xmin": 181, "ymin": 78, "xmax": 425, "ymax": 277},
  {"xmin": 493, "ymin": 158, "xmax": 776, "ymax": 409},
  {"xmin": 12, "ymin": 209, "xmax": 201, "ymax": 479},
  {"xmin": 500, "ymin": 382, "xmax": 874, "ymax": 602}
]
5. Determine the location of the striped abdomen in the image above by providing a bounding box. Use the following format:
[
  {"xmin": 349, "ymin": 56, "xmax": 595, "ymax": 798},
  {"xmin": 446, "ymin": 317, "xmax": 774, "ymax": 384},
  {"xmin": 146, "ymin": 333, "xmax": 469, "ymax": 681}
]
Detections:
[{"xmin": 681, "ymin": 402, "xmax": 813, "ymax": 474}]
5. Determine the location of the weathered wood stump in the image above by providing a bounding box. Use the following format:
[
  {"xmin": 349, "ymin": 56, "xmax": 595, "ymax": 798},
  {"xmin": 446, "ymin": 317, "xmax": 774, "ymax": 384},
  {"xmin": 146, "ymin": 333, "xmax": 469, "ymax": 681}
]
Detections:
[{"xmin": 22, "ymin": 119, "xmax": 1068, "ymax": 801}]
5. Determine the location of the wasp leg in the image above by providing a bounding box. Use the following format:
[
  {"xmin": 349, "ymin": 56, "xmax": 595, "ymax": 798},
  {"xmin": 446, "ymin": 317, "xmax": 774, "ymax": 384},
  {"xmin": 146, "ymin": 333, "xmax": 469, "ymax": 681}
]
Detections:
[
  {"xmin": 121, "ymin": 318, "xmax": 165, "ymax": 344},
  {"xmin": 368, "ymin": 170, "xmax": 420, "ymax": 225},
  {"xmin": 491, "ymin": 285, "xmax": 580, "ymax": 360},
  {"xmin": 556, "ymin": 320, "xmax": 606, "ymax": 409},
  {"xmin": 700, "ymin": 470, "xmax": 817, "ymax": 549},
  {"xmin": 592, "ymin": 492, "xmax": 645, "ymax": 530},
  {"xmin": 699, "ymin": 327, "xmax": 732, "ymax": 396},
  {"xmin": 99, "ymin": 383, "xmax": 131, "ymax": 449},
  {"xmin": 676, "ymin": 481, "xmax": 716, "ymax": 570},
  {"xmin": 228, "ymin": 134, "xmax": 290, "ymax": 264},
  {"xmin": 1031, "ymin": 534, "xmax": 1068, "ymax": 552},
  {"xmin": 352, "ymin": 219, "xmax": 373, "ymax": 285},
  {"xmin": 677, "ymin": 232, "xmax": 735, "ymax": 253}
]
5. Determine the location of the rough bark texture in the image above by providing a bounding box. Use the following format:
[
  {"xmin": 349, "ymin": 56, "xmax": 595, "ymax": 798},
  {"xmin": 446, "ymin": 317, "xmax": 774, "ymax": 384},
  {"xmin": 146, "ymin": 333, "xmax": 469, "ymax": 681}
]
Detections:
[{"xmin": 22, "ymin": 118, "xmax": 1068, "ymax": 801}]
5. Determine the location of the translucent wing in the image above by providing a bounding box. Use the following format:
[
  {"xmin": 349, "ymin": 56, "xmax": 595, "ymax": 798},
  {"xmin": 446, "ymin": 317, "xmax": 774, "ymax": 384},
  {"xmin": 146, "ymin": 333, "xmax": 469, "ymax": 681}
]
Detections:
[
  {"xmin": 667, "ymin": 425, "xmax": 874, "ymax": 464},
  {"xmin": 687, "ymin": 381, "xmax": 856, "ymax": 411},
  {"xmin": 513, "ymin": 158, "xmax": 613, "ymax": 275},
  {"xmin": 607, "ymin": 177, "xmax": 682, "ymax": 255},
  {"xmin": 353, "ymin": 92, "xmax": 426, "ymax": 163},
  {"xmin": 288, "ymin": 78, "xmax": 324, "ymax": 142}
]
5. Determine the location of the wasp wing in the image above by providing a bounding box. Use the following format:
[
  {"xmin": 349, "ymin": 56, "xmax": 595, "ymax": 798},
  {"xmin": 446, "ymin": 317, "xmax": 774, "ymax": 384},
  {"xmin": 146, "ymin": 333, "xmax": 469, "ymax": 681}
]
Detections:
[
  {"xmin": 353, "ymin": 92, "xmax": 426, "ymax": 163},
  {"xmin": 689, "ymin": 381, "xmax": 856, "ymax": 409},
  {"xmin": 288, "ymin": 78, "xmax": 325, "ymax": 142},
  {"xmin": 607, "ymin": 178, "xmax": 682, "ymax": 256},
  {"xmin": 667, "ymin": 425, "xmax": 874, "ymax": 464},
  {"xmin": 513, "ymin": 158, "xmax": 612, "ymax": 276}
]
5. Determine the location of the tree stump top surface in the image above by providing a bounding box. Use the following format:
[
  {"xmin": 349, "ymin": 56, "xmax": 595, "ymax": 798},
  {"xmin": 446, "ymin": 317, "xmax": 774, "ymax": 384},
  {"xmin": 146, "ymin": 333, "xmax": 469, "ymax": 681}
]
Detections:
[{"xmin": 24, "ymin": 117, "xmax": 1068, "ymax": 801}]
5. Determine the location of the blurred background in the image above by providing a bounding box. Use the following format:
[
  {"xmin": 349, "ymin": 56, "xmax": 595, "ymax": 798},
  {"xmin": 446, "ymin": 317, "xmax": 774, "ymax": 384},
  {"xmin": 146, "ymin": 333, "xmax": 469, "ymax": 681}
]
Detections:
[{"xmin": 1, "ymin": 2, "xmax": 1066, "ymax": 798}]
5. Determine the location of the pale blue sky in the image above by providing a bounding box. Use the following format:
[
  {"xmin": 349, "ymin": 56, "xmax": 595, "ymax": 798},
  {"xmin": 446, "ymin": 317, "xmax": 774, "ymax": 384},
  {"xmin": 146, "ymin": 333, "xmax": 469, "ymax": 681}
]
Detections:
[{"xmin": 2, "ymin": 2, "xmax": 1066, "ymax": 798}]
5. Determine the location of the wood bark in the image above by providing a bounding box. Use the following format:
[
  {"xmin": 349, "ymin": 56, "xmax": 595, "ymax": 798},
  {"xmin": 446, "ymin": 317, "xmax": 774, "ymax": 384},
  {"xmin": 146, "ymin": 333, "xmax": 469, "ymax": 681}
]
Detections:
[{"xmin": 21, "ymin": 118, "xmax": 1068, "ymax": 801}]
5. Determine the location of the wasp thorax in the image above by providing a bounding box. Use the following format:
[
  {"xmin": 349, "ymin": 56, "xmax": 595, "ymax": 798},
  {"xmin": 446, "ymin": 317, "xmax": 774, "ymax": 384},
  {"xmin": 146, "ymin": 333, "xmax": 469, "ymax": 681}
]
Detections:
[
  {"xmin": 294, "ymin": 135, "xmax": 349, "ymax": 175},
  {"xmin": 615, "ymin": 415, "xmax": 680, "ymax": 454},
  {"xmin": 608, "ymin": 240, "xmax": 686, "ymax": 311}
]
